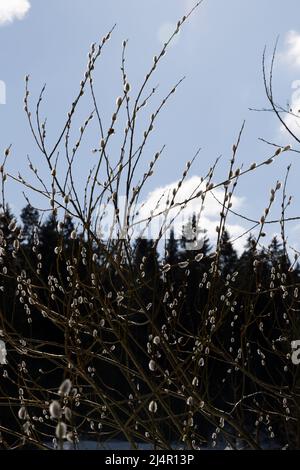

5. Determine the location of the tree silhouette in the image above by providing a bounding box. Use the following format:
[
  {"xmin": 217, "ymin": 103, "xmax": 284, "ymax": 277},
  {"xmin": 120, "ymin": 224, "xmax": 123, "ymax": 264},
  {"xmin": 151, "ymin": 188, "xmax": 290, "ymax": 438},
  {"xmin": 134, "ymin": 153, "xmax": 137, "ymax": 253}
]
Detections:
[
  {"xmin": 219, "ymin": 230, "xmax": 238, "ymax": 276},
  {"xmin": 165, "ymin": 227, "xmax": 179, "ymax": 265},
  {"xmin": 20, "ymin": 204, "xmax": 39, "ymax": 246}
]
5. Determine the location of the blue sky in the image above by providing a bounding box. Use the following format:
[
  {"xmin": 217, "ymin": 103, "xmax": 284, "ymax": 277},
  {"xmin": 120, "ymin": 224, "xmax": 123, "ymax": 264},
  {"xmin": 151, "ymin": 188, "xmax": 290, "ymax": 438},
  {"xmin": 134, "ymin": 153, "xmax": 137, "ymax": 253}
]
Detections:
[{"xmin": 1, "ymin": 0, "xmax": 300, "ymax": 253}]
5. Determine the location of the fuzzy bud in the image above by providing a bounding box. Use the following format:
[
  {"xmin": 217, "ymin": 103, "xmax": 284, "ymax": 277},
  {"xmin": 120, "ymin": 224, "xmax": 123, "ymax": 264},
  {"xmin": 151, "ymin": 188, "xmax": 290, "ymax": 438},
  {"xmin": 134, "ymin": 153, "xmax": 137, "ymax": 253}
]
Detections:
[
  {"xmin": 192, "ymin": 376, "xmax": 199, "ymax": 387},
  {"xmin": 149, "ymin": 359, "xmax": 156, "ymax": 372},
  {"xmin": 13, "ymin": 239, "xmax": 20, "ymax": 251},
  {"xmin": 178, "ymin": 261, "xmax": 189, "ymax": 269},
  {"xmin": 148, "ymin": 400, "xmax": 158, "ymax": 413},
  {"xmin": 55, "ymin": 422, "xmax": 67, "ymax": 440},
  {"xmin": 162, "ymin": 264, "xmax": 171, "ymax": 273},
  {"xmin": 64, "ymin": 407, "xmax": 72, "ymax": 422},
  {"xmin": 8, "ymin": 219, "xmax": 17, "ymax": 232},
  {"xmin": 59, "ymin": 379, "xmax": 72, "ymax": 396},
  {"xmin": 18, "ymin": 406, "xmax": 28, "ymax": 420},
  {"xmin": 70, "ymin": 230, "xmax": 77, "ymax": 240},
  {"xmin": 49, "ymin": 400, "xmax": 62, "ymax": 419},
  {"xmin": 186, "ymin": 396, "xmax": 194, "ymax": 406}
]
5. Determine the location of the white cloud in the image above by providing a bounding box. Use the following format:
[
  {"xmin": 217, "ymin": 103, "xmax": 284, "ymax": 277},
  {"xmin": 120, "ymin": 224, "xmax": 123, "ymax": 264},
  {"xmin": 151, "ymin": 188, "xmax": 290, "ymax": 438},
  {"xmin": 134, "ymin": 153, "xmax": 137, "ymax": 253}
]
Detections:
[
  {"xmin": 135, "ymin": 176, "xmax": 247, "ymax": 254},
  {"xmin": 96, "ymin": 176, "xmax": 249, "ymax": 254},
  {"xmin": 280, "ymin": 79, "xmax": 300, "ymax": 136},
  {"xmin": 157, "ymin": 22, "xmax": 180, "ymax": 47},
  {"xmin": 282, "ymin": 30, "xmax": 300, "ymax": 68},
  {"xmin": 0, "ymin": 0, "xmax": 30, "ymax": 26},
  {"xmin": 279, "ymin": 31, "xmax": 300, "ymax": 136}
]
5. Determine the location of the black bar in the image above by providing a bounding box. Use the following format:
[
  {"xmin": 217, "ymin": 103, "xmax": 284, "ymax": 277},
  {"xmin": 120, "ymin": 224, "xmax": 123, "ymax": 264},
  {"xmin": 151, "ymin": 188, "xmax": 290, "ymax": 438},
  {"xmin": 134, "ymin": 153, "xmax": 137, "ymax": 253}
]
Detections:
[{"xmin": 0, "ymin": 450, "xmax": 299, "ymax": 469}]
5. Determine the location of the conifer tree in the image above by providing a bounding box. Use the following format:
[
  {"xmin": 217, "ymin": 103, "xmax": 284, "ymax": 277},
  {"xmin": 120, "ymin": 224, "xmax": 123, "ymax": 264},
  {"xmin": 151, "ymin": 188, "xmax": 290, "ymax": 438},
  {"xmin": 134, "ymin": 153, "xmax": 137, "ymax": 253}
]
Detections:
[
  {"xmin": 165, "ymin": 227, "xmax": 179, "ymax": 265},
  {"xmin": 219, "ymin": 230, "xmax": 238, "ymax": 276},
  {"xmin": 20, "ymin": 203, "xmax": 39, "ymax": 245}
]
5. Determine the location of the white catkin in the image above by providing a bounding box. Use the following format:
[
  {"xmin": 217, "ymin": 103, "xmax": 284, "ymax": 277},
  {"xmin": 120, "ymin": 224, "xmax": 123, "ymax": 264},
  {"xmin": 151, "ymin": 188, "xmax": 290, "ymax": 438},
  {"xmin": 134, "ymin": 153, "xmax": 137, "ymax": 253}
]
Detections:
[
  {"xmin": 66, "ymin": 432, "xmax": 74, "ymax": 443},
  {"xmin": 162, "ymin": 264, "xmax": 171, "ymax": 273},
  {"xmin": 179, "ymin": 261, "xmax": 189, "ymax": 269},
  {"xmin": 58, "ymin": 379, "xmax": 72, "ymax": 396},
  {"xmin": 8, "ymin": 219, "xmax": 17, "ymax": 231},
  {"xmin": 55, "ymin": 421, "xmax": 67, "ymax": 440},
  {"xmin": 18, "ymin": 406, "xmax": 27, "ymax": 420},
  {"xmin": 64, "ymin": 407, "xmax": 72, "ymax": 422},
  {"xmin": 149, "ymin": 359, "xmax": 156, "ymax": 371},
  {"xmin": 70, "ymin": 230, "xmax": 77, "ymax": 240},
  {"xmin": 192, "ymin": 377, "xmax": 199, "ymax": 387},
  {"xmin": 148, "ymin": 400, "xmax": 158, "ymax": 413},
  {"xmin": 186, "ymin": 396, "xmax": 194, "ymax": 406},
  {"xmin": 49, "ymin": 400, "xmax": 62, "ymax": 419}
]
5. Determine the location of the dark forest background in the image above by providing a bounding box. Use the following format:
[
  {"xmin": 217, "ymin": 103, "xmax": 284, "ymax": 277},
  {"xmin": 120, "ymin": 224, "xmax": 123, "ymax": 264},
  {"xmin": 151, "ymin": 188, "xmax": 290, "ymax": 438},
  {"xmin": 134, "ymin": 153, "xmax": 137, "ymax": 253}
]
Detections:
[{"xmin": 1, "ymin": 202, "xmax": 300, "ymax": 448}]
